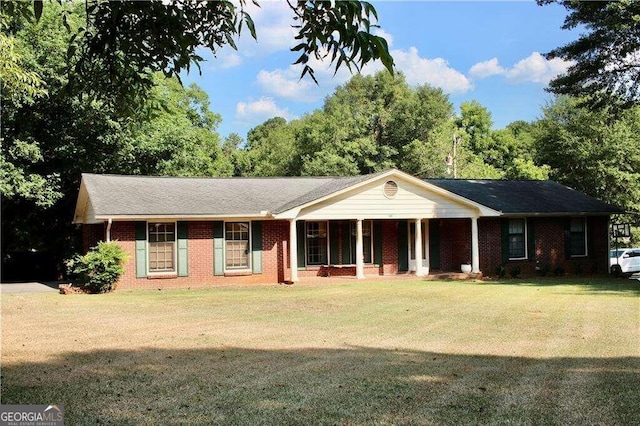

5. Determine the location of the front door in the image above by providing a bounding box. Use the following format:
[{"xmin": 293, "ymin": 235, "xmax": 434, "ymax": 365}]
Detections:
[{"xmin": 408, "ymin": 222, "xmax": 428, "ymax": 271}]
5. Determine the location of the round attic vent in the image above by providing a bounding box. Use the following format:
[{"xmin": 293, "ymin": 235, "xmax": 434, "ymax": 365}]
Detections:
[{"xmin": 383, "ymin": 180, "xmax": 398, "ymax": 198}]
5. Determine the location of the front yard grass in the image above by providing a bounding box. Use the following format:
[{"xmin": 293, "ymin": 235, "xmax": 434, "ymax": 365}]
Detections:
[{"xmin": 1, "ymin": 277, "xmax": 638, "ymax": 424}]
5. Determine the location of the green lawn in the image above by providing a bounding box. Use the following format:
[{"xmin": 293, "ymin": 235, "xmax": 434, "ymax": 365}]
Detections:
[{"xmin": 1, "ymin": 277, "xmax": 638, "ymax": 425}]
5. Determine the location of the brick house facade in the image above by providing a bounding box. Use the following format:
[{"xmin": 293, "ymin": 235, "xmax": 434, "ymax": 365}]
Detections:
[{"xmin": 75, "ymin": 170, "xmax": 620, "ymax": 289}]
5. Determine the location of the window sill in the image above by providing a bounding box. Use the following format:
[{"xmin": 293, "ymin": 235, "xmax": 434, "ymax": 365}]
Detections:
[
  {"xmin": 508, "ymin": 258, "xmax": 528, "ymax": 262},
  {"xmin": 147, "ymin": 273, "xmax": 178, "ymax": 280},
  {"xmin": 224, "ymin": 270, "xmax": 252, "ymax": 277}
]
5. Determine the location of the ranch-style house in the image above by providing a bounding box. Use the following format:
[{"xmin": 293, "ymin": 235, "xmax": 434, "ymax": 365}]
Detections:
[{"xmin": 73, "ymin": 169, "xmax": 620, "ymax": 289}]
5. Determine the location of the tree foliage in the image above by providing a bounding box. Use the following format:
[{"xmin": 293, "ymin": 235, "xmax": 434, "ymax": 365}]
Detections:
[
  {"xmin": 535, "ymin": 96, "xmax": 640, "ymax": 213},
  {"xmin": 1, "ymin": 3, "xmax": 232, "ymax": 272},
  {"xmin": 4, "ymin": 0, "xmax": 393, "ymax": 110},
  {"xmin": 540, "ymin": 0, "xmax": 640, "ymax": 110}
]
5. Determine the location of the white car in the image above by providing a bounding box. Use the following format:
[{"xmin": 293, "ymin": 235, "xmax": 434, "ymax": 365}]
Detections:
[{"xmin": 610, "ymin": 248, "xmax": 640, "ymax": 275}]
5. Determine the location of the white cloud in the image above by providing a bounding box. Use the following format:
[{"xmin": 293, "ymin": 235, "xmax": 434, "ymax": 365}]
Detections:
[
  {"xmin": 469, "ymin": 52, "xmax": 572, "ymax": 85},
  {"xmin": 219, "ymin": 51, "xmax": 243, "ymax": 69},
  {"xmin": 506, "ymin": 52, "xmax": 571, "ymax": 84},
  {"xmin": 469, "ymin": 58, "xmax": 505, "ymax": 79},
  {"xmin": 236, "ymin": 97, "xmax": 294, "ymax": 123},
  {"xmin": 256, "ymin": 69, "xmax": 317, "ymax": 101},
  {"xmin": 382, "ymin": 47, "xmax": 473, "ymax": 94}
]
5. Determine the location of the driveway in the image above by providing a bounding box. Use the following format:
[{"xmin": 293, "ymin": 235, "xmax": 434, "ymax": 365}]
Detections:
[{"xmin": 0, "ymin": 282, "xmax": 59, "ymax": 294}]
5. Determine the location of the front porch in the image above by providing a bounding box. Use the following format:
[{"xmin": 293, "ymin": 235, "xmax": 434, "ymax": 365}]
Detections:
[
  {"xmin": 285, "ymin": 218, "xmax": 483, "ymax": 282},
  {"xmin": 290, "ymin": 270, "xmax": 484, "ymax": 285}
]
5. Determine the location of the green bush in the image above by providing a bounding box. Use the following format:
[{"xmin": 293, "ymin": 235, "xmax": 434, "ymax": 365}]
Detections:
[{"xmin": 66, "ymin": 242, "xmax": 127, "ymax": 293}]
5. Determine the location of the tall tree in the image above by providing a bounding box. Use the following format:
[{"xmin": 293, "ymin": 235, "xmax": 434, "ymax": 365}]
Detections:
[
  {"xmin": 129, "ymin": 75, "xmax": 233, "ymax": 177},
  {"xmin": 540, "ymin": 0, "xmax": 640, "ymax": 110},
  {"xmin": 0, "ymin": 4, "xmax": 232, "ymax": 274},
  {"xmin": 534, "ymin": 96, "xmax": 640, "ymax": 214},
  {"xmin": 242, "ymin": 117, "xmax": 299, "ymax": 176}
]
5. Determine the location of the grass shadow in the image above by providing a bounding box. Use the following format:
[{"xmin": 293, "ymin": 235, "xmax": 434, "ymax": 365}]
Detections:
[
  {"xmin": 479, "ymin": 275, "xmax": 640, "ymax": 296},
  {"xmin": 2, "ymin": 346, "xmax": 638, "ymax": 425}
]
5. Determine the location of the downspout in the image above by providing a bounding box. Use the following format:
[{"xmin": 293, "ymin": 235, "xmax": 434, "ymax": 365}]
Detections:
[{"xmin": 106, "ymin": 218, "xmax": 113, "ymax": 243}]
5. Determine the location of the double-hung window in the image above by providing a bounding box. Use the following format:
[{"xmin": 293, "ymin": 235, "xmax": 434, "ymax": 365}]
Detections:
[
  {"xmin": 148, "ymin": 222, "xmax": 176, "ymax": 273},
  {"xmin": 569, "ymin": 217, "xmax": 587, "ymax": 256},
  {"xmin": 508, "ymin": 218, "xmax": 527, "ymax": 260},
  {"xmin": 306, "ymin": 221, "xmax": 328, "ymax": 265},
  {"xmin": 225, "ymin": 222, "xmax": 250, "ymax": 269}
]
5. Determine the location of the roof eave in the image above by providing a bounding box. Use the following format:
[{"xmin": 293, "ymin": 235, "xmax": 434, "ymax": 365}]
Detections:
[{"xmin": 93, "ymin": 212, "xmax": 273, "ymax": 221}]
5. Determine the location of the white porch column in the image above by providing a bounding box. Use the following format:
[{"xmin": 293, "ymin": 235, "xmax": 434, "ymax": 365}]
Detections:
[
  {"xmin": 355, "ymin": 219, "xmax": 365, "ymax": 279},
  {"xmin": 471, "ymin": 216, "xmax": 480, "ymax": 273},
  {"xmin": 424, "ymin": 219, "xmax": 430, "ymax": 275},
  {"xmin": 415, "ymin": 218, "xmax": 425, "ymax": 277},
  {"xmin": 289, "ymin": 219, "xmax": 299, "ymax": 282}
]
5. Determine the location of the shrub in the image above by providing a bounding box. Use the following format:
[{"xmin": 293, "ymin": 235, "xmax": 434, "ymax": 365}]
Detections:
[
  {"xmin": 575, "ymin": 262, "xmax": 584, "ymax": 275},
  {"xmin": 66, "ymin": 242, "xmax": 127, "ymax": 293},
  {"xmin": 509, "ymin": 265, "xmax": 521, "ymax": 278},
  {"xmin": 554, "ymin": 266, "xmax": 566, "ymax": 276},
  {"xmin": 495, "ymin": 264, "xmax": 506, "ymax": 278}
]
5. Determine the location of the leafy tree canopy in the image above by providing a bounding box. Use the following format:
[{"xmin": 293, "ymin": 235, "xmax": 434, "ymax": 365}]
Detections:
[
  {"xmin": 3, "ymin": 0, "xmax": 394, "ymax": 111},
  {"xmin": 534, "ymin": 96, "xmax": 640, "ymax": 214},
  {"xmin": 540, "ymin": 0, "xmax": 640, "ymax": 110}
]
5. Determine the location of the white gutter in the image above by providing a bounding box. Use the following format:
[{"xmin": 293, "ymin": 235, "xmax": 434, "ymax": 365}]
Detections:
[{"xmin": 106, "ymin": 218, "xmax": 112, "ymax": 242}]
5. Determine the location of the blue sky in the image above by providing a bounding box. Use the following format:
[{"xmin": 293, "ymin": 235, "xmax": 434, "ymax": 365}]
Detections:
[{"xmin": 182, "ymin": 1, "xmax": 579, "ymax": 140}]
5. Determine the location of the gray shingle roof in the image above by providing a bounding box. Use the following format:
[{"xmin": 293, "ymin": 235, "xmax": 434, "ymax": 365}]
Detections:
[
  {"xmin": 81, "ymin": 172, "xmax": 383, "ymax": 217},
  {"xmin": 426, "ymin": 179, "xmax": 621, "ymax": 214}
]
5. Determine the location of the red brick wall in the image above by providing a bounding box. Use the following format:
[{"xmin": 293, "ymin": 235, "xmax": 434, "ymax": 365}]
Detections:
[
  {"xmin": 82, "ymin": 223, "xmax": 104, "ymax": 252},
  {"xmin": 110, "ymin": 220, "xmax": 287, "ymax": 289},
  {"xmin": 479, "ymin": 218, "xmax": 501, "ymax": 273},
  {"xmin": 381, "ymin": 220, "xmax": 399, "ymax": 275},
  {"xmin": 478, "ymin": 216, "xmax": 610, "ymax": 277},
  {"xmin": 438, "ymin": 219, "xmax": 472, "ymax": 272},
  {"xmin": 111, "ymin": 222, "xmax": 137, "ymax": 288},
  {"xmin": 263, "ymin": 220, "xmax": 289, "ymax": 282}
]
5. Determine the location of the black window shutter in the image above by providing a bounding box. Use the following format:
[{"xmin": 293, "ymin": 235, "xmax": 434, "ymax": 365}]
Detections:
[
  {"xmin": 397, "ymin": 220, "xmax": 408, "ymax": 272},
  {"xmin": 373, "ymin": 220, "xmax": 383, "ymax": 266},
  {"xmin": 341, "ymin": 221, "xmax": 351, "ymax": 264},
  {"xmin": 329, "ymin": 221, "xmax": 340, "ymax": 265},
  {"xmin": 564, "ymin": 218, "xmax": 572, "ymax": 260},
  {"xmin": 296, "ymin": 221, "xmax": 305, "ymax": 268},
  {"xmin": 429, "ymin": 220, "xmax": 440, "ymax": 270}
]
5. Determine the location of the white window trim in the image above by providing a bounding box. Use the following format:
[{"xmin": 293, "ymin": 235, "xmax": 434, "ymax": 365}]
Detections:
[
  {"xmin": 570, "ymin": 217, "xmax": 588, "ymax": 258},
  {"xmin": 223, "ymin": 221, "xmax": 252, "ymax": 272},
  {"xmin": 146, "ymin": 221, "xmax": 177, "ymax": 275},
  {"xmin": 508, "ymin": 218, "xmax": 528, "ymax": 261}
]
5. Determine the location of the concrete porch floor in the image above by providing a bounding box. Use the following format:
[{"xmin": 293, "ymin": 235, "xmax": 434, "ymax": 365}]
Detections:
[{"xmin": 291, "ymin": 272, "xmax": 483, "ymax": 285}]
